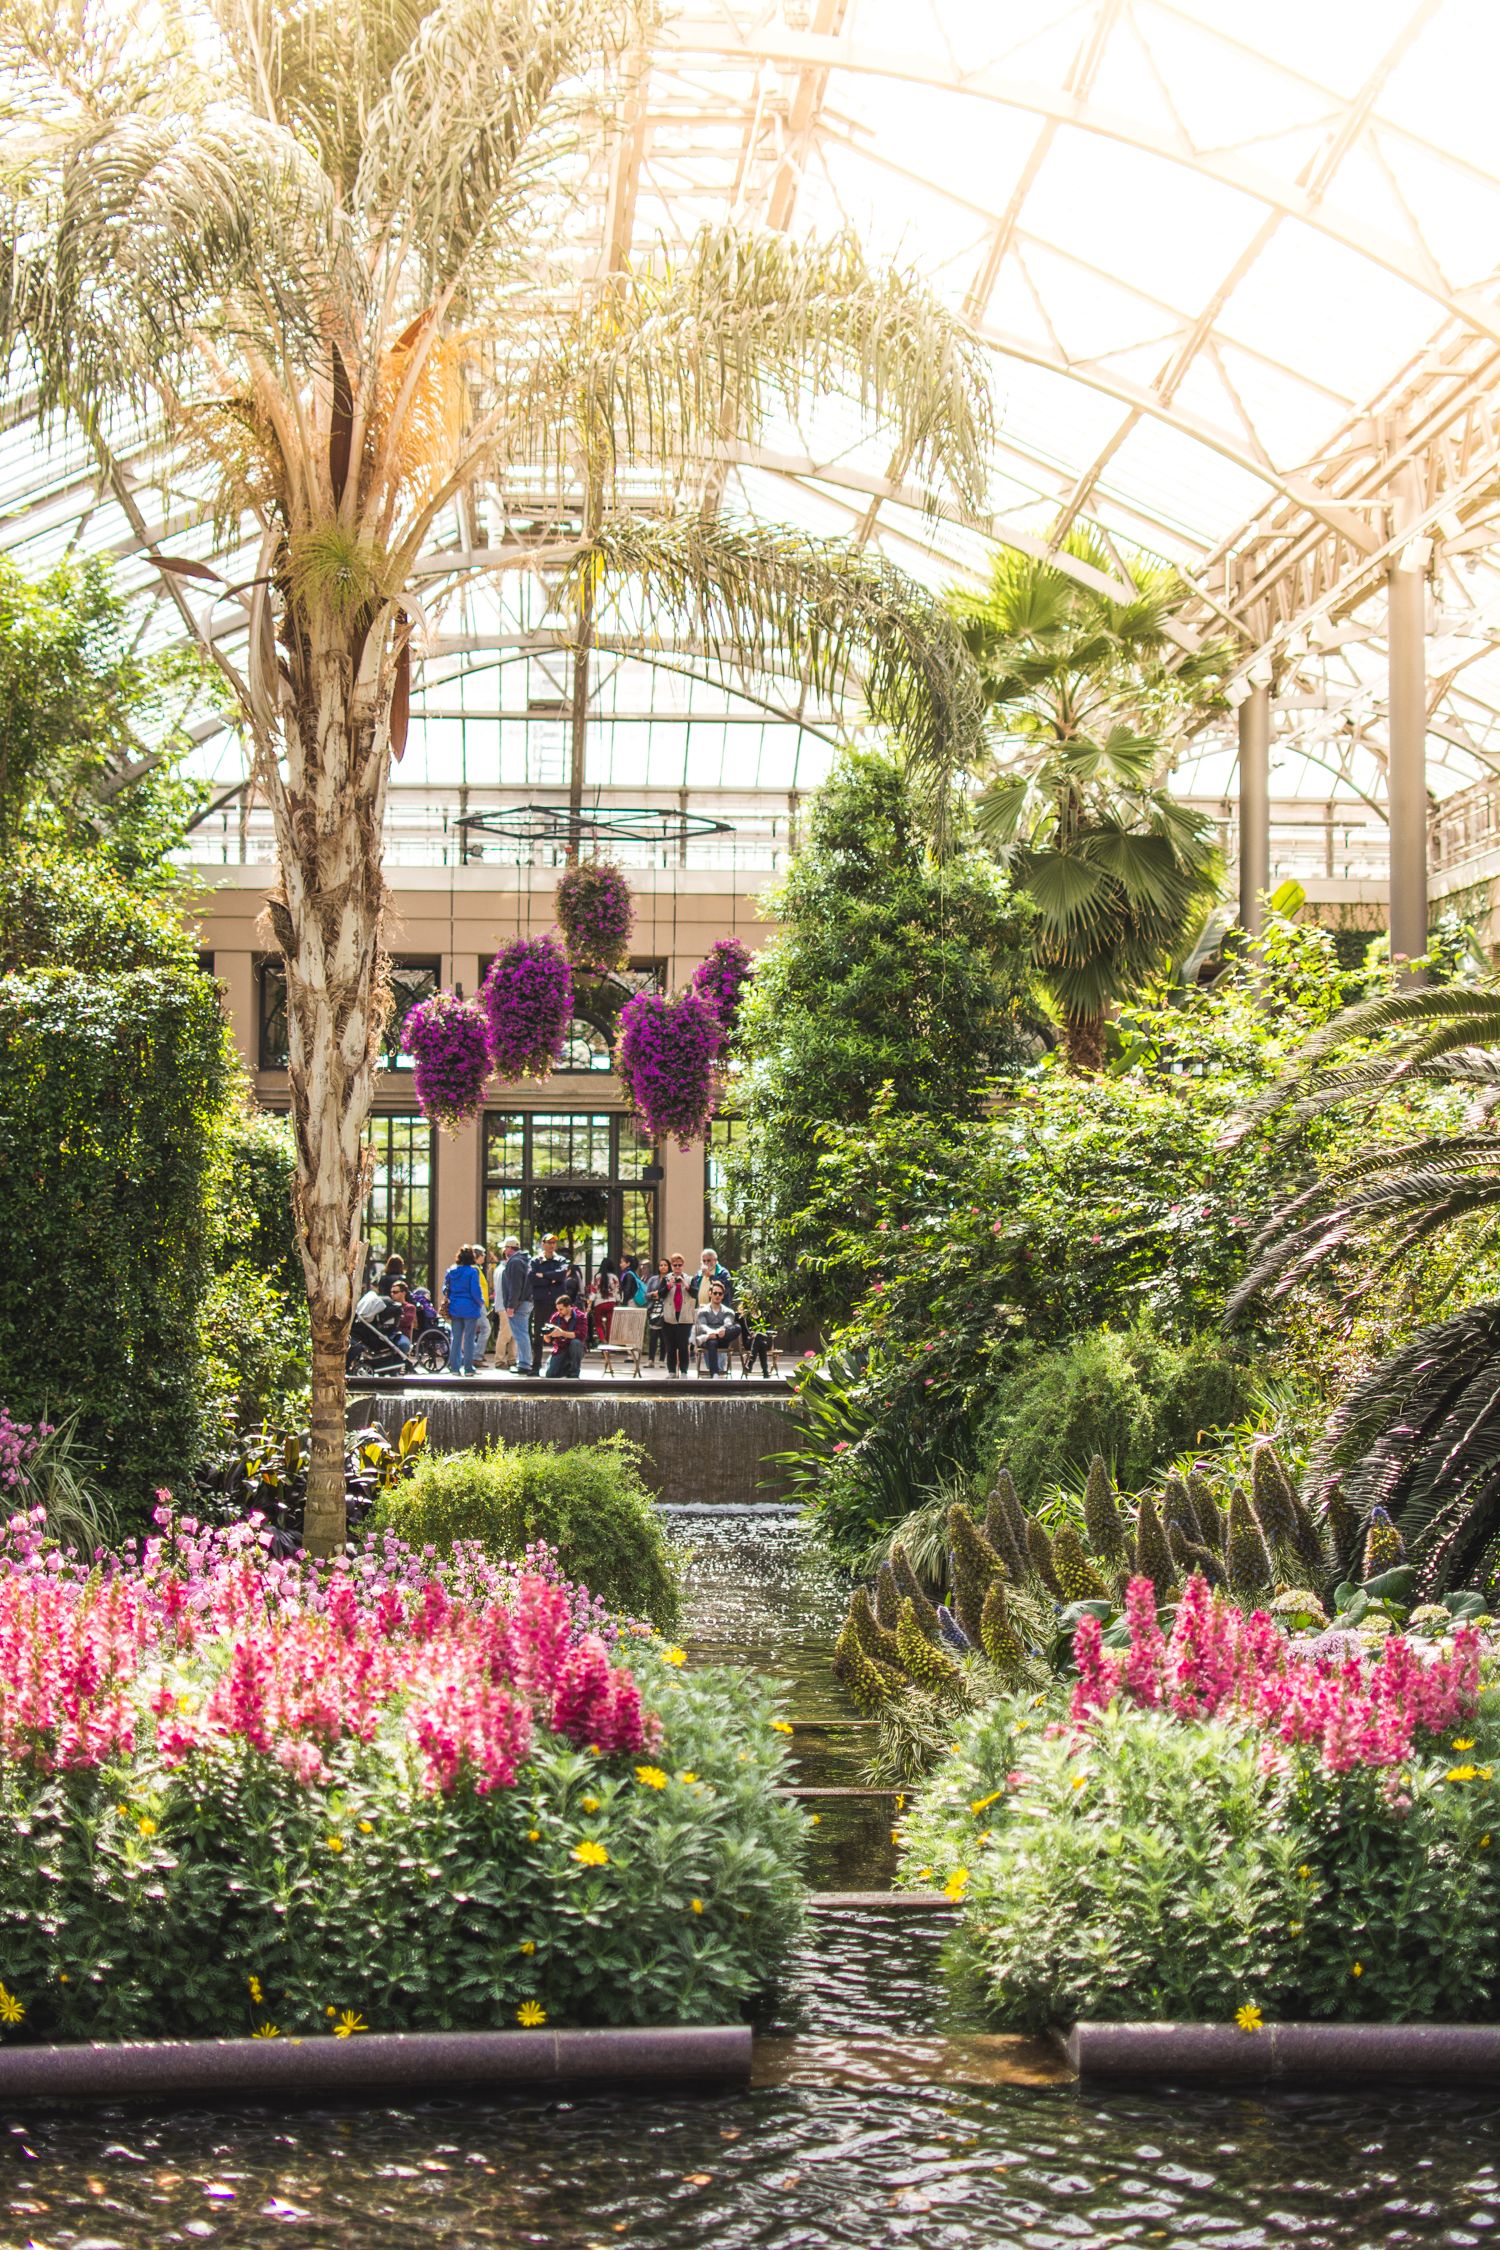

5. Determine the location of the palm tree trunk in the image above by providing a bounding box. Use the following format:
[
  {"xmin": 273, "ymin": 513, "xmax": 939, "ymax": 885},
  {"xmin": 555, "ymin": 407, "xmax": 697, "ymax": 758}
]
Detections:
[
  {"xmin": 1064, "ymin": 1009, "xmax": 1107, "ymax": 1073},
  {"xmin": 266, "ymin": 659, "xmax": 388, "ymax": 1557}
]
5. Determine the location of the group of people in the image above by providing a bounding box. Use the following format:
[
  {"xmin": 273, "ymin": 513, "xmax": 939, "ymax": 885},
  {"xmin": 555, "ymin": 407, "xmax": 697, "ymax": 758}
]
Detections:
[{"xmin": 360, "ymin": 1239, "xmax": 769, "ymax": 1382}]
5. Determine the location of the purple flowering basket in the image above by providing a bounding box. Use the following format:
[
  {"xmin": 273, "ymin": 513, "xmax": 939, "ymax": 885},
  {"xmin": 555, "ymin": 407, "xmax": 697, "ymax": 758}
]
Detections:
[
  {"xmin": 556, "ymin": 861, "xmax": 635, "ymax": 974},
  {"xmin": 483, "ymin": 932, "xmax": 574, "ymax": 1082},
  {"xmin": 689, "ymin": 936, "xmax": 754, "ymax": 1037},
  {"xmin": 615, "ymin": 988, "xmax": 724, "ymax": 1148},
  {"xmin": 403, "ymin": 990, "xmax": 492, "ymax": 1132}
]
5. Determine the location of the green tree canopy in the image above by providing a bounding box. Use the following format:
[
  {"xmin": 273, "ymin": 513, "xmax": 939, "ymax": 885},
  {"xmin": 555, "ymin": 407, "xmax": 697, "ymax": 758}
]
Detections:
[
  {"xmin": 734, "ymin": 752, "xmax": 1036, "ymax": 1329},
  {"xmin": 949, "ymin": 532, "xmax": 1227, "ymax": 1069},
  {"xmin": 0, "ymin": 556, "xmax": 206, "ymax": 879}
]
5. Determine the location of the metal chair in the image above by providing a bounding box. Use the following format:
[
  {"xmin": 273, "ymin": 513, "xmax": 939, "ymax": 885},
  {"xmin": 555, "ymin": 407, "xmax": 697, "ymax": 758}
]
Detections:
[{"xmin": 597, "ymin": 1303, "xmax": 646, "ymax": 1379}]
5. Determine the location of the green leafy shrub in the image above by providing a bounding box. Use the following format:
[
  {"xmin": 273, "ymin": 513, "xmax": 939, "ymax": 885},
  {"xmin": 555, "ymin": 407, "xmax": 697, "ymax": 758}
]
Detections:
[
  {"xmin": 372, "ymin": 1437, "xmax": 681, "ymax": 1630},
  {"xmin": 899, "ymin": 1689, "xmax": 1500, "ymax": 2029},
  {"xmin": 0, "ymin": 966, "xmax": 230, "ymax": 1500},
  {"xmin": 978, "ymin": 1320, "xmax": 1250, "ymax": 1499},
  {"xmin": 0, "ymin": 1651, "xmax": 801, "ymax": 2040}
]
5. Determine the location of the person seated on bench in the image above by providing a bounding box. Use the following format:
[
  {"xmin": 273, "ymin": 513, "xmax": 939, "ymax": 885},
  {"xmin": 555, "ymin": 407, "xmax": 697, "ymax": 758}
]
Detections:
[
  {"xmin": 736, "ymin": 1284, "xmax": 772, "ymax": 1379},
  {"xmin": 541, "ymin": 1294, "xmax": 587, "ymax": 1380},
  {"xmin": 691, "ymin": 1280, "xmax": 740, "ymax": 1377}
]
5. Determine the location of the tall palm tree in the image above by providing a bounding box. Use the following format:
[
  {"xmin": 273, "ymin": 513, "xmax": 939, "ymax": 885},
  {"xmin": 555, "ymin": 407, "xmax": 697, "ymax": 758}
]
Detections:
[
  {"xmin": 0, "ymin": 0, "xmax": 995, "ymax": 1548},
  {"xmin": 1228, "ymin": 983, "xmax": 1500, "ymax": 1594},
  {"xmin": 948, "ymin": 532, "xmax": 1225, "ymax": 1070}
]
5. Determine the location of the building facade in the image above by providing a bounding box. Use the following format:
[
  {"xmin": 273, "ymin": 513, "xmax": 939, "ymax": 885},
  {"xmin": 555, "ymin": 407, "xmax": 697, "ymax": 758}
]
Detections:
[{"xmin": 189, "ymin": 861, "xmax": 767, "ymax": 1294}]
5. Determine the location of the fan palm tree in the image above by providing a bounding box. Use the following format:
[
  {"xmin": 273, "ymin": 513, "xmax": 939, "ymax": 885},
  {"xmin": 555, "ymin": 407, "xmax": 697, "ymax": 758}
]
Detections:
[
  {"xmin": 948, "ymin": 533, "xmax": 1225, "ymax": 1070},
  {"xmin": 1227, "ymin": 983, "xmax": 1500, "ymax": 1594},
  {"xmin": 0, "ymin": 0, "xmax": 996, "ymax": 1548}
]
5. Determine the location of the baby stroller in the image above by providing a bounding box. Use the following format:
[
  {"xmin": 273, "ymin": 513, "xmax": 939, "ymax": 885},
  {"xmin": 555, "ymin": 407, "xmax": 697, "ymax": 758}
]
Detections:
[{"xmin": 406, "ymin": 1287, "xmax": 451, "ymax": 1374}]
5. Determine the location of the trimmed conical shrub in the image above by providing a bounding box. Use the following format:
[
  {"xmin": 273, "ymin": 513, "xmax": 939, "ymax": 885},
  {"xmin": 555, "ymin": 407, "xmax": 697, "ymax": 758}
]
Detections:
[
  {"xmin": 1169, "ymin": 1522, "xmax": 1226, "ymax": 1590},
  {"xmin": 1227, "ymin": 1486, "xmax": 1275, "ymax": 1598},
  {"xmin": 1025, "ymin": 1518, "xmax": 1063, "ymax": 1599},
  {"xmin": 1082, "ymin": 1455, "xmax": 1128, "ymax": 1562},
  {"xmin": 1187, "ymin": 1465, "xmax": 1225, "ymax": 1551},
  {"xmin": 1362, "ymin": 1505, "xmax": 1405, "ymax": 1579},
  {"xmin": 983, "ymin": 1469, "xmax": 1030, "ymax": 1582},
  {"xmin": 979, "ymin": 1577, "xmax": 1025, "ymax": 1672},
  {"xmin": 834, "ymin": 1621, "xmax": 903, "ymax": 1712},
  {"xmin": 1133, "ymin": 1492, "xmax": 1175, "ymax": 1600},
  {"xmin": 874, "ymin": 1560, "xmax": 901, "ymax": 1633},
  {"xmin": 1285, "ymin": 1489, "xmax": 1326, "ymax": 1585},
  {"xmin": 1053, "ymin": 1522, "xmax": 1110, "ymax": 1601},
  {"xmin": 1162, "ymin": 1472, "xmax": 1199, "ymax": 1549},
  {"xmin": 848, "ymin": 1585, "xmax": 902, "ymax": 1669},
  {"xmin": 948, "ymin": 1503, "xmax": 1005, "ymax": 1641},
  {"xmin": 1250, "ymin": 1440, "xmax": 1298, "ymax": 1547},
  {"xmin": 896, "ymin": 1599, "xmax": 964, "ymax": 1695},
  {"xmin": 891, "ymin": 1545, "xmax": 941, "ymax": 1640},
  {"xmin": 1320, "ymin": 1476, "xmax": 1361, "ymax": 1579}
]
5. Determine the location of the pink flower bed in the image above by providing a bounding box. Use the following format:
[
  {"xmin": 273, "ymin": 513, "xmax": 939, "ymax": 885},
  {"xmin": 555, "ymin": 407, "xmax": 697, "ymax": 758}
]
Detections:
[
  {"xmin": 1072, "ymin": 1573, "xmax": 1481, "ymax": 1774},
  {"xmin": 0, "ymin": 1507, "xmax": 654, "ymax": 1795}
]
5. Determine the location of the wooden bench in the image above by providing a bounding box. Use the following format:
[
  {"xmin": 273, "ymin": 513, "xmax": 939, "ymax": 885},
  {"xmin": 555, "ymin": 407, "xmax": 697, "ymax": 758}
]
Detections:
[{"xmin": 597, "ymin": 1303, "xmax": 646, "ymax": 1379}]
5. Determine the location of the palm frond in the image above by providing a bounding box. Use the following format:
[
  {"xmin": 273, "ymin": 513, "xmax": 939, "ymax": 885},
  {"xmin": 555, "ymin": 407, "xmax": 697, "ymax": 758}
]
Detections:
[{"xmin": 582, "ymin": 513, "xmax": 985, "ymax": 799}]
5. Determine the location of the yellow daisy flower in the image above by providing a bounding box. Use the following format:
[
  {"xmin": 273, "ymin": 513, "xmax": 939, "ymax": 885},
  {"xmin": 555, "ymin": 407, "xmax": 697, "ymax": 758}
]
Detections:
[
  {"xmin": 1235, "ymin": 2003, "xmax": 1263, "ymax": 2034},
  {"xmin": 517, "ymin": 2001, "xmax": 547, "ymax": 2028},
  {"xmin": 1453, "ymin": 1738, "xmax": 1476, "ymax": 1751},
  {"xmin": 251, "ymin": 2023, "xmax": 280, "ymax": 2040},
  {"xmin": 690, "ymin": 1898, "xmax": 704, "ymax": 1914},
  {"xmin": 943, "ymin": 1867, "xmax": 970, "ymax": 1902},
  {"xmin": 677, "ymin": 1772, "xmax": 698, "ymax": 1785},
  {"xmin": 0, "ymin": 1985, "xmax": 24, "ymax": 2026},
  {"xmin": 573, "ymin": 1840, "xmax": 609, "ymax": 1867},
  {"xmin": 1447, "ymin": 1765, "xmax": 1479, "ymax": 1783},
  {"xmin": 634, "ymin": 1765, "xmax": 668, "ymax": 1789},
  {"xmin": 581, "ymin": 1796, "xmax": 600, "ymax": 1813},
  {"xmin": 333, "ymin": 2010, "xmax": 367, "ymax": 2038},
  {"xmin": 326, "ymin": 1836, "xmax": 344, "ymax": 1853},
  {"xmin": 661, "ymin": 1647, "xmax": 687, "ymax": 1667},
  {"xmin": 358, "ymin": 1820, "xmax": 373, "ymax": 1834},
  {"xmin": 137, "ymin": 1816, "xmax": 157, "ymax": 1838},
  {"xmin": 769, "ymin": 1720, "xmax": 793, "ymax": 1735},
  {"xmin": 527, "ymin": 1829, "xmax": 541, "ymax": 1842},
  {"xmin": 519, "ymin": 1940, "xmax": 536, "ymax": 1956}
]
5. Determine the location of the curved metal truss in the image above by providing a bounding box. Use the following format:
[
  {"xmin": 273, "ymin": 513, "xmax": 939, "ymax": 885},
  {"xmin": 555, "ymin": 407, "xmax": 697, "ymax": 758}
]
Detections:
[
  {"xmin": 5, "ymin": 0, "xmax": 1500, "ymax": 821},
  {"xmin": 455, "ymin": 804, "xmax": 733, "ymax": 849}
]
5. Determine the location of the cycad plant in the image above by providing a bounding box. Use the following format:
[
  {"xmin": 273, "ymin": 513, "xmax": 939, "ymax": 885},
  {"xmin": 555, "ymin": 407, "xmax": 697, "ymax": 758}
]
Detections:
[
  {"xmin": 0, "ymin": 0, "xmax": 995, "ymax": 1545},
  {"xmin": 1228, "ymin": 983, "xmax": 1500, "ymax": 1594},
  {"xmin": 948, "ymin": 533, "xmax": 1225, "ymax": 1069}
]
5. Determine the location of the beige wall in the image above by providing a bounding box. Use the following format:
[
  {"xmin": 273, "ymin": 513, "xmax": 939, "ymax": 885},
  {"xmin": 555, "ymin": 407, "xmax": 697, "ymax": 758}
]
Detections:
[{"xmin": 185, "ymin": 861, "xmax": 773, "ymax": 1283}]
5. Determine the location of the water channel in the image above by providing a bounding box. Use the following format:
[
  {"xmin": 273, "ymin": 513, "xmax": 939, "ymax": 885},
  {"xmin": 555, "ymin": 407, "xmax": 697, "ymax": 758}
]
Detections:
[{"xmin": 5, "ymin": 1507, "xmax": 1500, "ymax": 2247}]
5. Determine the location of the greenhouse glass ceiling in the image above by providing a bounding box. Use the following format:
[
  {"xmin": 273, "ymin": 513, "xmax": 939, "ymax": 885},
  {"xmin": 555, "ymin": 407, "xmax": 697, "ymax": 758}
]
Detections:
[{"xmin": 4, "ymin": 0, "xmax": 1500, "ymax": 821}]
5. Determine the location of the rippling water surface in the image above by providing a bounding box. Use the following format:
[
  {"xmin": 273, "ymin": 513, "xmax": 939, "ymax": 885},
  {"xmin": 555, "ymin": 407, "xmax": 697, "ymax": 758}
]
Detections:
[{"xmin": 5, "ymin": 1507, "xmax": 1497, "ymax": 2248}]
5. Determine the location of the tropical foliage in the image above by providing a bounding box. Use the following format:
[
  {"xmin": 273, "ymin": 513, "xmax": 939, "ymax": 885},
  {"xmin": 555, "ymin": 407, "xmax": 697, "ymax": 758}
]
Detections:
[
  {"xmin": 0, "ymin": 0, "xmax": 998, "ymax": 1548},
  {"xmin": 1230, "ymin": 981, "xmax": 1500, "ymax": 1597},
  {"xmin": 948, "ymin": 534, "xmax": 1226, "ymax": 1068},
  {"xmin": 897, "ymin": 1589, "xmax": 1496, "ymax": 2030},
  {"xmin": 732, "ymin": 752, "xmax": 1036, "ymax": 1329},
  {"xmin": 0, "ymin": 1510, "xmax": 800, "ymax": 2040}
]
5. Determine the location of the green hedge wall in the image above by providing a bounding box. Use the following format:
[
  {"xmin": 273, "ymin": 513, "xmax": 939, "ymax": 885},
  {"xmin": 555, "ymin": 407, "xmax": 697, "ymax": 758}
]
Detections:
[{"xmin": 0, "ymin": 967, "xmax": 230, "ymax": 1500}]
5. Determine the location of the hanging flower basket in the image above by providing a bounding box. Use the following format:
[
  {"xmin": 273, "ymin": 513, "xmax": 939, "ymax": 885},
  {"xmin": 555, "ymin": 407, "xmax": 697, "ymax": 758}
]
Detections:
[
  {"xmin": 482, "ymin": 932, "xmax": 574, "ymax": 1082},
  {"xmin": 615, "ymin": 988, "xmax": 724, "ymax": 1149},
  {"xmin": 556, "ymin": 861, "xmax": 634, "ymax": 974},
  {"xmin": 689, "ymin": 936, "xmax": 755, "ymax": 1041},
  {"xmin": 533, "ymin": 1179, "xmax": 612, "ymax": 1237},
  {"xmin": 403, "ymin": 990, "xmax": 492, "ymax": 1132}
]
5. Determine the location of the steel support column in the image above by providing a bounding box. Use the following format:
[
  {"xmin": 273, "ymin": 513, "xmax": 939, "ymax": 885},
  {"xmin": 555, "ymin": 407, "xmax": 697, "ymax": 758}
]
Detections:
[
  {"xmin": 1237, "ymin": 684, "xmax": 1271, "ymax": 935},
  {"xmin": 1387, "ymin": 556, "xmax": 1429, "ymax": 974}
]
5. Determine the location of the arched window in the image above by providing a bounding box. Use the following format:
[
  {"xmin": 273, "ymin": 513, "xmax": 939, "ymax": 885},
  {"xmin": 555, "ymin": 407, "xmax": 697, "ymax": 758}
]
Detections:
[{"xmin": 560, "ymin": 1015, "xmax": 613, "ymax": 1073}]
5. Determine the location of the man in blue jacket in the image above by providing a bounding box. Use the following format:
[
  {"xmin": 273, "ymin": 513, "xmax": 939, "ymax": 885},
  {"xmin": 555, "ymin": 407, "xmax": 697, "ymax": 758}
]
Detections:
[{"xmin": 443, "ymin": 1245, "xmax": 486, "ymax": 1376}]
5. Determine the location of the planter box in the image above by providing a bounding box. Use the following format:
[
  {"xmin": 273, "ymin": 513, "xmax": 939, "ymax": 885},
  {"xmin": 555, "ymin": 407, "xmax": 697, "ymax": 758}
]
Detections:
[
  {"xmin": 0, "ymin": 2023, "xmax": 751, "ymax": 2105},
  {"xmin": 1066, "ymin": 2019, "xmax": 1500, "ymax": 2085}
]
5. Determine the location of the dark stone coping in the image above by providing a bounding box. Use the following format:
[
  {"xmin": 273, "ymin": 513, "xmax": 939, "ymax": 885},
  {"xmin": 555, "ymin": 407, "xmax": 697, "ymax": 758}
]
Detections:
[
  {"xmin": 0, "ymin": 2024, "xmax": 751, "ymax": 2105},
  {"xmin": 807, "ymin": 1891, "xmax": 958, "ymax": 1911},
  {"xmin": 1066, "ymin": 2019, "xmax": 1500, "ymax": 2084},
  {"xmin": 351, "ymin": 1375, "xmax": 792, "ymax": 1396}
]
